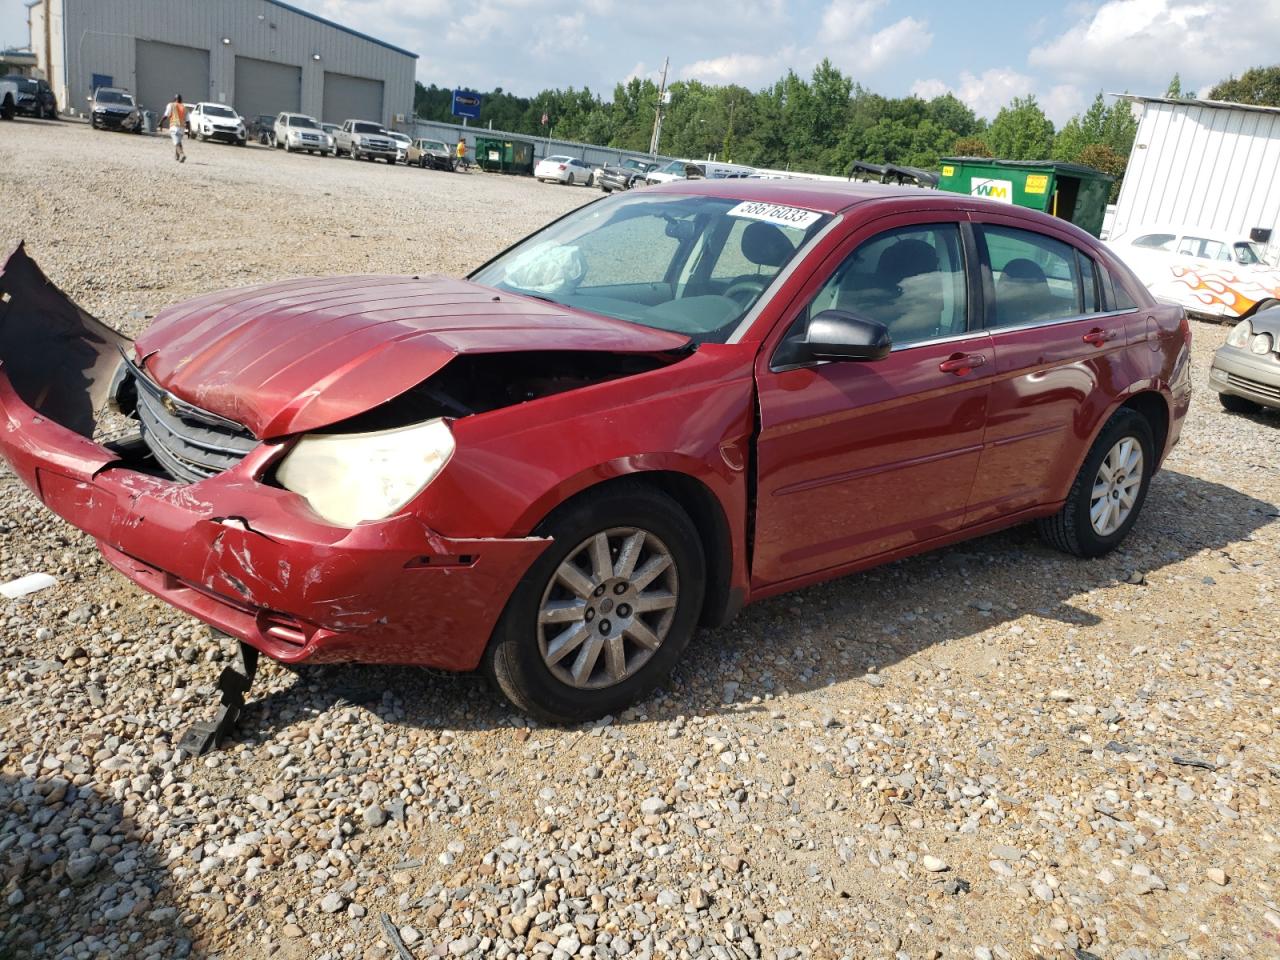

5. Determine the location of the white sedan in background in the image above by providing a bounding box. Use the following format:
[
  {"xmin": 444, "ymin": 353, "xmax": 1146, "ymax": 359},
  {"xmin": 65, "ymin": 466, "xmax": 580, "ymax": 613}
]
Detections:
[
  {"xmin": 1107, "ymin": 225, "xmax": 1280, "ymax": 320},
  {"xmin": 387, "ymin": 131, "xmax": 412, "ymax": 164},
  {"xmin": 535, "ymin": 155, "xmax": 595, "ymax": 185}
]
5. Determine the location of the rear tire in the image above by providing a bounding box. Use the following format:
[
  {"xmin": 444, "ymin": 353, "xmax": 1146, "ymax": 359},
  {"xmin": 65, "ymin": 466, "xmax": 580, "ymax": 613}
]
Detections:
[
  {"xmin": 1037, "ymin": 407, "xmax": 1155, "ymax": 558},
  {"xmin": 1219, "ymin": 392, "xmax": 1262, "ymax": 414},
  {"xmin": 485, "ymin": 484, "xmax": 705, "ymax": 724}
]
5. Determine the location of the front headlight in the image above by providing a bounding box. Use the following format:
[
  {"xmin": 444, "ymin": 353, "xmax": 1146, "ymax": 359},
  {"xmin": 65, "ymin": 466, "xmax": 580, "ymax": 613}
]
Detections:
[
  {"xmin": 1250, "ymin": 331, "xmax": 1274, "ymax": 355},
  {"xmin": 276, "ymin": 419, "xmax": 455, "ymax": 526},
  {"xmin": 1226, "ymin": 320, "xmax": 1251, "ymax": 348}
]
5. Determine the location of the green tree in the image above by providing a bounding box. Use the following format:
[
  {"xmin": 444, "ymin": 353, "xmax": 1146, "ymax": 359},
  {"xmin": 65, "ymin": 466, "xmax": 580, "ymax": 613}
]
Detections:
[
  {"xmin": 1076, "ymin": 143, "xmax": 1127, "ymax": 200},
  {"xmin": 985, "ymin": 95, "xmax": 1055, "ymax": 160},
  {"xmin": 1207, "ymin": 65, "xmax": 1280, "ymax": 106},
  {"xmin": 951, "ymin": 135, "xmax": 991, "ymax": 157}
]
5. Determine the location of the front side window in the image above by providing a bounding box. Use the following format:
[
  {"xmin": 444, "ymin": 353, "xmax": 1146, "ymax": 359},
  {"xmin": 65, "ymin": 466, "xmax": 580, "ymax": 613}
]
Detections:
[
  {"xmin": 983, "ymin": 226, "xmax": 1081, "ymax": 327},
  {"xmin": 471, "ymin": 193, "xmax": 829, "ymax": 343},
  {"xmin": 800, "ymin": 224, "xmax": 969, "ymax": 349},
  {"xmin": 1235, "ymin": 242, "xmax": 1264, "ymax": 265}
]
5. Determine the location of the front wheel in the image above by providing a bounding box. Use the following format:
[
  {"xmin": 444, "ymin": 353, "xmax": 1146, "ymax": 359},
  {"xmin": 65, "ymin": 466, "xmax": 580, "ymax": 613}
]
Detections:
[
  {"xmin": 486, "ymin": 484, "xmax": 705, "ymax": 724},
  {"xmin": 1037, "ymin": 408, "xmax": 1155, "ymax": 558},
  {"xmin": 1219, "ymin": 392, "xmax": 1262, "ymax": 414}
]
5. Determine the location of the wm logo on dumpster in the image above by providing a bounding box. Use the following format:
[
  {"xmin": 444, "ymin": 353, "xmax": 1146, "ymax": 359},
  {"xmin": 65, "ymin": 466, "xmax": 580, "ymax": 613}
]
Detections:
[{"xmin": 971, "ymin": 178, "xmax": 1014, "ymax": 203}]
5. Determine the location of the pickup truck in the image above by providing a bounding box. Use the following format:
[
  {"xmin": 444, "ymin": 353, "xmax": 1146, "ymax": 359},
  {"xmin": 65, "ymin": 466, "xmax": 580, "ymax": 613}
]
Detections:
[{"xmin": 335, "ymin": 119, "xmax": 399, "ymax": 163}]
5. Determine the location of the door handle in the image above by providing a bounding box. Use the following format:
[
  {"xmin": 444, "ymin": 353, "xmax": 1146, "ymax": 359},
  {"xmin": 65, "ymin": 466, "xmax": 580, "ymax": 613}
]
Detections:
[
  {"xmin": 1082, "ymin": 328, "xmax": 1117, "ymax": 347},
  {"xmin": 938, "ymin": 354, "xmax": 987, "ymax": 375}
]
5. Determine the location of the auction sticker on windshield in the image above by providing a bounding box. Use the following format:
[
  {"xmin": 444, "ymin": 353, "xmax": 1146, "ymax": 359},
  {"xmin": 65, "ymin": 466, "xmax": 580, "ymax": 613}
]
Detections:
[{"xmin": 727, "ymin": 201, "xmax": 822, "ymax": 230}]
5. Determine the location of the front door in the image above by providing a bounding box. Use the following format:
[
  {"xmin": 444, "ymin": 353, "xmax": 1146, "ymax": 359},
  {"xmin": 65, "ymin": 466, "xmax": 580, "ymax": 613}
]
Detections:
[{"xmin": 753, "ymin": 216, "xmax": 993, "ymax": 589}]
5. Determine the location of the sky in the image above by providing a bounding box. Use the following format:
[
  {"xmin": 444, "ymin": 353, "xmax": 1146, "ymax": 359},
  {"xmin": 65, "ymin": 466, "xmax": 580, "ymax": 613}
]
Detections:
[{"xmin": 3, "ymin": 0, "xmax": 1279, "ymax": 124}]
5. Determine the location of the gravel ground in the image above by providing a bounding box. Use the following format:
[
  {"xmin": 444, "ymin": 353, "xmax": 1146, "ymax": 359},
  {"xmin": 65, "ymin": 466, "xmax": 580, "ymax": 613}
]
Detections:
[{"xmin": 2, "ymin": 118, "xmax": 1278, "ymax": 960}]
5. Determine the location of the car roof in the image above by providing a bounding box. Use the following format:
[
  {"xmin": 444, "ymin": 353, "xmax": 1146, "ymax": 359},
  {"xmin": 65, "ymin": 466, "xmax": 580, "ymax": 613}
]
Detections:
[
  {"xmin": 1118, "ymin": 225, "xmax": 1255, "ymax": 243},
  {"xmin": 643, "ymin": 177, "xmax": 947, "ymax": 215}
]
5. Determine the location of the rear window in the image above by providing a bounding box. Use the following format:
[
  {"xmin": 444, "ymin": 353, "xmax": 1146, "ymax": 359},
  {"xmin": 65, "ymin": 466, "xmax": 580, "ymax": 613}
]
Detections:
[
  {"xmin": 545, "ymin": 155, "xmax": 571, "ymax": 163},
  {"xmin": 1132, "ymin": 233, "xmax": 1175, "ymax": 250},
  {"xmin": 982, "ymin": 226, "xmax": 1082, "ymax": 327}
]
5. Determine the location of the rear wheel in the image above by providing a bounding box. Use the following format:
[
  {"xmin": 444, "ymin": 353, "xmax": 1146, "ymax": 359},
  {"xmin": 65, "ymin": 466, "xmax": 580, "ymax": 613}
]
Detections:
[
  {"xmin": 1038, "ymin": 408, "xmax": 1154, "ymax": 558},
  {"xmin": 1219, "ymin": 392, "xmax": 1262, "ymax": 414},
  {"xmin": 486, "ymin": 484, "xmax": 705, "ymax": 724}
]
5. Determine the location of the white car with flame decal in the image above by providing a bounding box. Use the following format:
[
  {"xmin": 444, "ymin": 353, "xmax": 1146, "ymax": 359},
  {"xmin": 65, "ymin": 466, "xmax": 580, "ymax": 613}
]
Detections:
[{"xmin": 1107, "ymin": 226, "xmax": 1280, "ymax": 320}]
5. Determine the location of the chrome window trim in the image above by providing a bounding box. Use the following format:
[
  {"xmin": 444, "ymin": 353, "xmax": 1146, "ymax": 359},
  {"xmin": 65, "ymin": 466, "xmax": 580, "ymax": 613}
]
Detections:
[
  {"xmin": 889, "ymin": 329, "xmax": 990, "ymax": 353},
  {"xmin": 982, "ymin": 307, "xmax": 1132, "ymax": 337},
  {"xmin": 724, "ymin": 214, "xmax": 846, "ymax": 345}
]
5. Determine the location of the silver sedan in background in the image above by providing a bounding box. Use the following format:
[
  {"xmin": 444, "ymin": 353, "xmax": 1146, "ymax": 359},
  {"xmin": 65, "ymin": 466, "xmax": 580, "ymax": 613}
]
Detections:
[{"xmin": 1210, "ymin": 305, "xmax": 1280, "ymax": 413}]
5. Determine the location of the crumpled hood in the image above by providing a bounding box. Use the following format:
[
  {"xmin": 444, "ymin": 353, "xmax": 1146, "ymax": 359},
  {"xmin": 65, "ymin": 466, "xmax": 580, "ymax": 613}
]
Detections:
[{"xmin": 135, "ymin": 274, "xmax": 690, "ymax": 439}]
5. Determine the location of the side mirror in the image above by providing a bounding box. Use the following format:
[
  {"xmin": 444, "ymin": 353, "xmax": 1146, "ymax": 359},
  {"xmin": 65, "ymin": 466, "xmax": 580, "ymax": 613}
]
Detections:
[{"xmin": 801, "ymin": 310, "xmax": 892, "ymax": 362}]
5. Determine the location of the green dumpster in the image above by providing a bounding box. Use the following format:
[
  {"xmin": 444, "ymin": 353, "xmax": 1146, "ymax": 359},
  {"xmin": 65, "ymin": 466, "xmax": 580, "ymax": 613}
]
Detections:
[
  {"xmin": 937, "ymin": 158, "xmax": 1114, "ymax": 237},
  {"xmin": 475, "ymin": 135, "xmax": 534, "ymax": 175}
]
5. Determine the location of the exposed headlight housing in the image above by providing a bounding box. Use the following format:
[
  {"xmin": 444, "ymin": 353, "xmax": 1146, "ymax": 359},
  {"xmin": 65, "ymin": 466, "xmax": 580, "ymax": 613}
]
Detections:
[
  {"xmin": 1250, "ymin": 331, "xmax": 1274, "ymax": 355},
  {"xmin": 276, "ymin": 419, "xmax": 455, "ymax": 526},
  {"xmin": 1227, "ymin": 320, "xmax": 1251, "ymax": 348}
]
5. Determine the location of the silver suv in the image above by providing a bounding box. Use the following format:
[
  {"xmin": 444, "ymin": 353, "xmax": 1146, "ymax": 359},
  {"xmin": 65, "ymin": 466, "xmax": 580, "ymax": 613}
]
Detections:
[
  {"xmin": 273, "ymin": 113, "xmax": 333, "ymax": 155},
  {"xmin": 335, "ymin": 119, "xmax": 398, "ymax": 164}
]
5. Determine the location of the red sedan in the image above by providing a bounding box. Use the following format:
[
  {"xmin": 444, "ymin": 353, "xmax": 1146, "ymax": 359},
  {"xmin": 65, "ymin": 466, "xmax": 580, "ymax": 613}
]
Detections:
[{"xmin": 0, "ymin": 179, "xmax": 1191, "ymax": 726}]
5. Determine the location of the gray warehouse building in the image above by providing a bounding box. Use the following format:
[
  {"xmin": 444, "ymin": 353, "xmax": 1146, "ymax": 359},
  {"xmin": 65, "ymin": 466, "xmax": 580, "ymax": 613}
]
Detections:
[{"xmin": 27, "ymin": 0, "xmax": 417, "ymax": 126}]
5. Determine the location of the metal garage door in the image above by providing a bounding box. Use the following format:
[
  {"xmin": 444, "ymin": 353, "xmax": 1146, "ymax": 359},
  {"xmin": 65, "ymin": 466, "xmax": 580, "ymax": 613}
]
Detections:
[
  {"xmin": 322, "ymin": 72, "xmax": 384, "ymax": 125},
  {"xmin": 234, "ymin": 57, "xmax": 301, "ymax": 119},
  {"xmin": 135, "ymin": 39, "xmax": 209, "ymax": 115}
]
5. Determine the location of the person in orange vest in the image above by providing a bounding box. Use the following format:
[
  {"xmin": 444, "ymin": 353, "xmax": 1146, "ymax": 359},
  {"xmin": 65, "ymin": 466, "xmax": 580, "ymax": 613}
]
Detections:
[{"xmin": 162, "ymin": 94, "xmax": 187, "ymax": 163}]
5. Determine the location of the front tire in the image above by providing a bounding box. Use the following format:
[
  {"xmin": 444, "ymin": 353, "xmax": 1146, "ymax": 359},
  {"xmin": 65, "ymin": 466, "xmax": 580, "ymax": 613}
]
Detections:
[
  {"xmin": 1037, "ymin": 408, "xmax": 1155, "ymax": 558},
  {"xmin": 486, "ymin": 484, "xmax": 705, "ymax": 724},
  {"xmin": 1219, "ymin": 392, "xmax": 1262, "ymax": 414}
]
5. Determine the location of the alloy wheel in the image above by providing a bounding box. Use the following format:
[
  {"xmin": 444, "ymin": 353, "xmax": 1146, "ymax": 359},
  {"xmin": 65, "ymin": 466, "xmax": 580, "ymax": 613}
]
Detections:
[
  {"xmin": 1090, "ymin": 437, "xmax": 1144, "ymax": 536},
  {"xmin": 537, "ymin": 527, "xmax": 679, "ymax": 690}
]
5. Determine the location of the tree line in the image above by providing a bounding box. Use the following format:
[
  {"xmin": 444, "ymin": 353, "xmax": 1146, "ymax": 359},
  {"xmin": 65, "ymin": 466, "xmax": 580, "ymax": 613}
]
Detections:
[{"xmin": 416, "ymin": 63, "xmax": 1280, "ymax": 198}]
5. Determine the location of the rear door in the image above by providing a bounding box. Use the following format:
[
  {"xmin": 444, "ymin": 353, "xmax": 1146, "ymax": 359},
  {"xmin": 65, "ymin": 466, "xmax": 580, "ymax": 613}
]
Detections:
[
  {"xmin": 752, "ymin": 213, "xmax": 994, "ymax": 588},
  {"xmin": 965, "ymin": 216, "xmax": 1138, "ymax": 523}
]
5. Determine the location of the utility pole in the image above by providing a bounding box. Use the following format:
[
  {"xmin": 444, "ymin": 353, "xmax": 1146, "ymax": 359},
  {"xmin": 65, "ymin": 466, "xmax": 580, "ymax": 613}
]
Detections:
[{"xmin": 649, "ymin": 56, "xmax": 669, "ymax": 157}]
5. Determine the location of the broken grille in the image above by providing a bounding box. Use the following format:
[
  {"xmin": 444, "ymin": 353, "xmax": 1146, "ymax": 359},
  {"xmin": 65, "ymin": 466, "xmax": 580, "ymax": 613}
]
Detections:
[{"xmin": 128, "ymin": 363, "xmax": 258, "ymax": 483}]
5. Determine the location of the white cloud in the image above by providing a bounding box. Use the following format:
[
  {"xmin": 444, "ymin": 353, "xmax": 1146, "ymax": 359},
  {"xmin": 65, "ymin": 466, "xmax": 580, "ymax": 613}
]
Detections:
[
  {"xmin": 856, "ymin": 16, "xmax": 932, "ymax": 73},
  {"xmin": 684, "ymin": 3, "xmax": 932, "ymax": 88},
  {"xmin": 912, "ymin": 68, "xmax": 1038, "ymax": 121},
  {"xmin": 819, "ymin": 0, "xmax": 885, "ymax": 42},
  {"xmin": 909, "ymin": 78, "xmax": 949, "ymax": 101},
  {"xmin": 1029, "ymin": 0, "xmax": 1280, "ymax": 97},
  {"xmin": 682, "ymin": 50, "xmax": 792, "ymax": 87},
  {"xmin": 533, "ymin": 13, "xmax": 588, "ymax": 56}
]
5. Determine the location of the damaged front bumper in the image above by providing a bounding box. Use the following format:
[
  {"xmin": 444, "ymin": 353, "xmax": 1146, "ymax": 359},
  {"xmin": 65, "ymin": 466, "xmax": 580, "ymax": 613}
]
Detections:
[{"xmin": 0, "ymin": 244, "xmax": 549, "ymax": 670}]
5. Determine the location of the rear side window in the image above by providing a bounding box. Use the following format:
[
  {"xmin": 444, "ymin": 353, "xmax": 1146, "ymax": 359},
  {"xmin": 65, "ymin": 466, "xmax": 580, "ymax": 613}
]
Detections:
[
  {"xmin": 1077, "ymin": 252, "xmax": 1100, "ymax": 313},
  {"xmin": 982, "ymin": 226, "xmax": 1081, "ymax": 327},
  {"xmin": 1109, "ymin": 273, "xmax": 1139, "ymax": 310}
]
